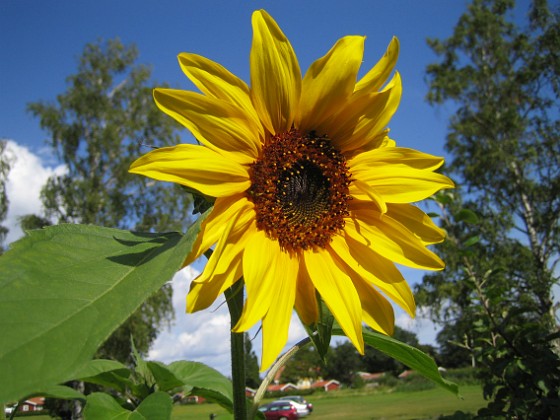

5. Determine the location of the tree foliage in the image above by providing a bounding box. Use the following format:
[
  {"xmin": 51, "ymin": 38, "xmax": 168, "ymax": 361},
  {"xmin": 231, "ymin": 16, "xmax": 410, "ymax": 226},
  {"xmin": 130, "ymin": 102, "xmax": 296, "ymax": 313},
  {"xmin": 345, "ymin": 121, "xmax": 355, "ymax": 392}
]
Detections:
[
  {"xmin": 26, "ymin": 38, "xmax": 193, "ymax": 364},
  {"xmin": 244, "ymin": 333, "xmax": 261, "ymax": 389},
  {"xmin": 418, "ymin": 0, "xmax": 560, "ymax": 416},
  {"xmin": 281, "ymin": 345, "xmax": 325, "ymax": 385},
  {"xmin": 280, "ymin": 327, "xmax": 422, "ymax": 387}
]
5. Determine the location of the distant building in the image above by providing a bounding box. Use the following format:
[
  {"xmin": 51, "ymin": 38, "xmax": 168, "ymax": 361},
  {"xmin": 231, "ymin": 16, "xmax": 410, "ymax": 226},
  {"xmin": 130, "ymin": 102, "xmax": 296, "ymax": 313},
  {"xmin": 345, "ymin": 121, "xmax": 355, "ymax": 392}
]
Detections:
[
  {"xmin": 17, "ymin": 397, "xmax": 45, "ymax": 413},
  {"xmin": 357, "ymin": 371, "xmax": 385, "ymax": 382},
  {"xmin": 311, "ymin": 379, "xmax": 341, "ymax": 392},
  {"xmin": 245, "ymin": 387, "xmax": 257, "ymax": 398},
  {"xmin": 398, "ymin": 370, "xmax": 414, "ymax": 379},
  {"xmin": 266, "ymin": 383, "xmax": 298, "ymax": 393}
]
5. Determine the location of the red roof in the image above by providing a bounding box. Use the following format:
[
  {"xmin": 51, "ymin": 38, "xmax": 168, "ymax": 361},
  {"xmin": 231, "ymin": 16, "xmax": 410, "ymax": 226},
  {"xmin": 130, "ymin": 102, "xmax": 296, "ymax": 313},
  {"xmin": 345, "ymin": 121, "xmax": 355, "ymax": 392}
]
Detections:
[
  {"xmin": 398, "ymin": 370, "xmax": 414, "ymax": 379},
  {"xmin": 311, "ymin": 379, "xmax": 340, "ymax": 391},
  {"xmin": 24, "ymin": 397, "xmax": 45, "ymax": 406},
  {"xmin": 266, "ymin": 383, "xmax": 298, "ymax": 392},
  {"xmin": 358, "ymin": 372, "xmax": 385, "ymax": 381}
]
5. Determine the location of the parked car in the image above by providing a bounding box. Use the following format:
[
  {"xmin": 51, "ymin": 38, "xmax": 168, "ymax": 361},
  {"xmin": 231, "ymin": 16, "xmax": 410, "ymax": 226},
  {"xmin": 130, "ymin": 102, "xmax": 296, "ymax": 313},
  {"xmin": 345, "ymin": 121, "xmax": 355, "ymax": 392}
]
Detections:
[
  {"xmin": 273, "ymin": 398, "xmax": 309, "ymax": 417},
  {"xmin": 258, "ymin": 401, "xmax": 299, "ymax": 420},
  {"xmin": 277, "ymin": 395, "xmax": 313, "ymax": 413}
]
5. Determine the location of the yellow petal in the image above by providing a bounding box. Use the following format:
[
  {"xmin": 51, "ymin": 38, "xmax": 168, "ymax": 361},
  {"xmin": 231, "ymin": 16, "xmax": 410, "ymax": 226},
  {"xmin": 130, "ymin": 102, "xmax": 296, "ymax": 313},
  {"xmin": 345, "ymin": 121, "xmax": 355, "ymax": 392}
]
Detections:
[
  {"xmin": 333, "ymin": 72, "xmax": 402, "ymax": 152},
  {"xmin": 346, "ymin": 206, "xmax": 445, "ymax": 270},
  {"xmin": 184, "ymin": 194, "xmax": 254, "ymax": 266},
  {"xmin": 295, "ymin": 262, "xmax": 319, "ymax": 326},
  {"xmin": 387, "ymin": 203, "xmax": 446, "ymax": 244},
  {"xmin": 153, "ymin": 89, "xmax": 260, "ymax": 164},
  {"xmin": 351, "ymin": 146, "xmax": 445, "ymax": 171},
  {"xmin": 350, "ymin": 177, "xmax": 388, "ymax": 213},
  {"xmin": 250, "ymin": 10, "xmax": 301, "ymax": 134},
  {"xmin": 129, "ymin": 144, "xmax": 250, "ymax": 198},
  {"xmin": 187, "ymin": 252, "xmax": 243, "ymax": 313},
  {"xmin": 350, "ymin": 273, "xmax": 395, "ymax": 336},
  {"xmin": 234, "ymin": 230, "xmax": 298, "ymax": 332},
  {"xmin": 260, "ymin": 256, "xmax": 299, "ymax": 370},
  {"xmin": 330, "ymin": 234, "xmax": 416, "ymax": 317},
  {"xmin": 350, "ymin": 147, "xmax": 454, "ymax": 203},
  {"xmin": 187, "ymin": 256, "xmax": 244, "ymax": 313},
  {"xmin": 178, "ymin": 53, "xmax": 264, "ymax": 138},
  {"xmin": 304, "ymin": 248, "xmax": 364, "ymax": 354},
  {"xmin": 352, "ymin": 167, "xmax": 454, "ymax": 204},
  {"xmin": 354, "ymin": 37, "xmax": 400, "ymax": 95},
  {"xmin": 187, "ymin": 211, "xmax": 252, "ymax": 312},
  {"xmin": 298, "ymin": 36, "xmax": 365, "ymax": 132}
]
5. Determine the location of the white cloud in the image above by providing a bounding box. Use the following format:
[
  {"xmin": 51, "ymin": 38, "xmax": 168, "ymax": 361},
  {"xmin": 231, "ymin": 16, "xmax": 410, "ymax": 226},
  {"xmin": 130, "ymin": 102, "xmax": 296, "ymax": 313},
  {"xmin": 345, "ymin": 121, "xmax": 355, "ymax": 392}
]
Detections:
[
  {"xmin": 148, "ymin": 266, "xmax": 233, "ymax": 375},
  {"xmin": 395, "ymin": 306, "xmax": 439, "ymax": 346},
  {"xmin": 3, "ymin": 140, "xmax": 66, "ymax": 243}
]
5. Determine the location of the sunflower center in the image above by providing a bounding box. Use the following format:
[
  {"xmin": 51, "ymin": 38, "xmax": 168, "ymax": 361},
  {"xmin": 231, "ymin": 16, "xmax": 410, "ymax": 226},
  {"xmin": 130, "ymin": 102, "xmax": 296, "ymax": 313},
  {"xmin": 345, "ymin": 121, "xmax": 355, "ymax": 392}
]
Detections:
[{"xmin": 247, "ymin": 129, "xmax": 351, "ymax": 253}]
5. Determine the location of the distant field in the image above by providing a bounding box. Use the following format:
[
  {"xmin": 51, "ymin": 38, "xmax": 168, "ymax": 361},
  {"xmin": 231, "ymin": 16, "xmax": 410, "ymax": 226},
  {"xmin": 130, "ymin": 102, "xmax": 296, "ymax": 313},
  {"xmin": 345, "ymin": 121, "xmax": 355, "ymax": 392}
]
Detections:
[
  {"xmin": 12, "ymin": 385, "xmax": 484, "ymax": 419},
  {"xmin": 171, "ymin": 384, "xmax": 485, "ymax": 419}
]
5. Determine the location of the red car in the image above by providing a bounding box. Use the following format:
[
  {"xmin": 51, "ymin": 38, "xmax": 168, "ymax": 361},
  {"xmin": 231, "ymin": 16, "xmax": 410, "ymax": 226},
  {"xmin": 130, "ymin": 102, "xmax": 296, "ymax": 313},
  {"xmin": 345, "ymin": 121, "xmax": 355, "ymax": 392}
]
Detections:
[{"xmin": 258, "ymin": 401, "xmax": 299, "ymax": 420}]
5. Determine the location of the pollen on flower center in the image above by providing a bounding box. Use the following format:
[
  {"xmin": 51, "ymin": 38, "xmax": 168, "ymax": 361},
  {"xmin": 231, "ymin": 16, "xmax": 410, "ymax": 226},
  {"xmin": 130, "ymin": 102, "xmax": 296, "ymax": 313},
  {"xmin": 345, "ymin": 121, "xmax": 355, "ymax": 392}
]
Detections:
[{"xmin": 247, "ymin": 129, "xmax": 351, "ymax": 253}]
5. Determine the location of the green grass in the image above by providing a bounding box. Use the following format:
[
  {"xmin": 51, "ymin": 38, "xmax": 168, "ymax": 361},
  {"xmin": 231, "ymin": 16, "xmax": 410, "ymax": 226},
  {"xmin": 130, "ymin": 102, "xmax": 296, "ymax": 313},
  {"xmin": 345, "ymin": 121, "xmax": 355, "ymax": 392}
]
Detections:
[
  {"xmin": 170, "ymin": 385, "xmax": 485, "ymax": 419},
  {"xmin": 17, "ymin": 385, "xmax": 484, "ymax": 419}
]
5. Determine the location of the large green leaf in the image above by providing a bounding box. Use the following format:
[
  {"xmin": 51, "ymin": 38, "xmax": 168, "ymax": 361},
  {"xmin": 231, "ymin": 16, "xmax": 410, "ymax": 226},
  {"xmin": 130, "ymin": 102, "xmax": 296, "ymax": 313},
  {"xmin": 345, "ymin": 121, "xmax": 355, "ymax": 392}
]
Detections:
[
  {"xmin": 333, "ymin": 327, "xmax": 459, "ymax": 395},
  {"xmin": 74, "ymin": 359, "xmax": 132, "ymax": 393},
  {"xmin": 167, "ymin": 361, "xmax": 234, "ymax": 411},
  {"xmin": 28, "ymin": 385, "xmax": 86, "ymax": 401},
  {"xmin": 146, "ymin": 361, "xmax": 185, "ymax": 392},
  {"xmin": 134, "ymin": 391, "xmax": 173, "ymax": 419},
  {"xmin": 83, "ymin": 391, "xmax": 172, "ymax": 420},
  {"xmin": 0, "ymin": 215, "xmax": 206, "ymax": 404},
  {"xmin": 83, "ymin": 392, "xmax": 137, "ymax": 420}
]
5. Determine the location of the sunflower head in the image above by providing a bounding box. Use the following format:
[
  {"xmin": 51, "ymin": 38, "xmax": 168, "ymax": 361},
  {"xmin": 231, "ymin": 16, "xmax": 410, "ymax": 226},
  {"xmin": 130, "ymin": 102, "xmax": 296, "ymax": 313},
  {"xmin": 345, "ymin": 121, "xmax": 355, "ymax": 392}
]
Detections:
[
  {"xmin": 248, "ymin": 129, "xmax": 352, "ymax": 254},
  {"xmin": 130, "ymin": 10, "xmax": 454, "ymax": 370}
]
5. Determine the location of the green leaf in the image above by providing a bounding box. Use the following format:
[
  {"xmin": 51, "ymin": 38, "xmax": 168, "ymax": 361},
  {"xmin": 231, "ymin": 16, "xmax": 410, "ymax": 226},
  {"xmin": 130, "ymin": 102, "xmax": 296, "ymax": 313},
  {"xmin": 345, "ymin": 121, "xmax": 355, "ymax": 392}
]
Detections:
[
  {"xmin": 455, "ymin": 208, "xmax": 479, "ymax": 224},
  {"xmin": 83, "ymin": 392, "xmax": 137, "ymax": 420},
  {"xmin": 167, "ymin": 361, "xmax": 233, "ymax": 412},
  {"xmin": 131, "ymin": 338, "xmax": 154, "ymax": 391},
  {"xmin": 146, "ymin": 361, "xmax": 185, "ymax": 392},
  {"xmin": 74, "ymin": 359, "xmax": 130, "ymax": 379},
  {"xmin": 83, "ymin": 391, "xmax": 172, "ymax": 420},
  {"xmin": 74, "ymin": 359, "xmax": 132, "ymax": 393},
  {"xmin": 27, "ymin": 384, "xmax": 86, "ymax": 401},
  {"xmin": 333, "ymin": 327, "xmax": 459, "ymax": 395},
  {"xmin": 0, "ymin": 213, "xmax": 207, "ymax": 404},
  {"xmin": 463, "ymin": 235, "xmax": 480, "ymax": 247},
  {"xmin": 134, "ymin": 391, "xmax": 173, "ymax": 420},
  {"xmin": 304, "ymin": 296, "xmax": 334, "ymax": 360},
  {"xmin": 434, "ymin": 191, "xmax": 453, "ymax": 205}
]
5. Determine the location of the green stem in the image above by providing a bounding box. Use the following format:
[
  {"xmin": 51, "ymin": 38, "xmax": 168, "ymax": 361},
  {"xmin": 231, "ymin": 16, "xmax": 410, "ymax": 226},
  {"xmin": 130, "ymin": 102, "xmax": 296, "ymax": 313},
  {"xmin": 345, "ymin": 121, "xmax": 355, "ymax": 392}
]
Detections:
[{"xmin": 225, "ymin": 280, "xmax": 247, "ymax": 420}]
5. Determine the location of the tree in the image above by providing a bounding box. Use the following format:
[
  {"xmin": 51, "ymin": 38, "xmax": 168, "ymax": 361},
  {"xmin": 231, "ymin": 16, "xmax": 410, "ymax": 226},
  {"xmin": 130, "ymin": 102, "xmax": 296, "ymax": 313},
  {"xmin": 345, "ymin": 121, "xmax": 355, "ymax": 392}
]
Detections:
[
  {"xmin": 324, "ymin": 341, "xmax": 365, "ymax": 386},
  {"xmin": 0, "ymin": 140, "xmax": 10, "ymax": 254},
  {"xmin": 27, "ymin": 38, "xmax": 193, "ymax": 364},
  {"xmin": 281, "ymin": 345, "xmax": 325, "ymax": 384},
  {"xmin": 435, "ymin": 320, "xmax": 475, "ymax": 369},
  {"xmin": 244, "ymin": 333, "xmax": 261, "ymax": 389},
  {"xmin": 362, "ymin": 326, "xmax": 421, "ymax": 375},
  {"xmin": 418, "ymin": 0, "xmax": 560, "ymax": 416}
]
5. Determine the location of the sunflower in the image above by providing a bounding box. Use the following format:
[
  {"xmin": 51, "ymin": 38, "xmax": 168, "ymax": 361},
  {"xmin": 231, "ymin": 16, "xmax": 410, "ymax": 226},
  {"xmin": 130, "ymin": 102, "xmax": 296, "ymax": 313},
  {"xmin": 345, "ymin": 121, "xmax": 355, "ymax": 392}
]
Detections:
[{"xmin": 130, "ymin": 10, "xmax": 453, "ymax": 370}]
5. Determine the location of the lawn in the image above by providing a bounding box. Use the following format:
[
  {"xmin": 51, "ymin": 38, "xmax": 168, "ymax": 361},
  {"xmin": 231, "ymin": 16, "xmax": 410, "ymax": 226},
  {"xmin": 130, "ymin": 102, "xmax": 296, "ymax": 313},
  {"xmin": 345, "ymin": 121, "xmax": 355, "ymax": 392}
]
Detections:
[
  {"xmin": 171, "ymin": 385, "xmax": 485, "ymax": 419},
  {"xmin": 12, "ymin": 385, "xmax": 485, "ymax": 419}
]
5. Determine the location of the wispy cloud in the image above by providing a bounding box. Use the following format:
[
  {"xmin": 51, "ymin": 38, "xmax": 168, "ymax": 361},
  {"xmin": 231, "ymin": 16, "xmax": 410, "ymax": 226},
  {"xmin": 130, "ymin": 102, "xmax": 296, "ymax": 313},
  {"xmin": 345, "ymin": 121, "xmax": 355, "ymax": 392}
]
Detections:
[{"xmin": 3, "ymin": 140, "xmax": 66, "ymax": 243}]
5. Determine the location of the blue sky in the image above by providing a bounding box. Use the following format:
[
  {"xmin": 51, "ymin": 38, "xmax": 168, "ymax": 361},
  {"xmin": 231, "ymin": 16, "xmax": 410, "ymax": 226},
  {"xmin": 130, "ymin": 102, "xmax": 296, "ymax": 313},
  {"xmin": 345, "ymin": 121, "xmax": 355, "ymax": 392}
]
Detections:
[
  {"xmin": 0, "ymin": 0, "xmax": 472, "ymax": 156},
  {"xmin": 0, "ymin": 0, "xmax": 493, "ymax": 373}
]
